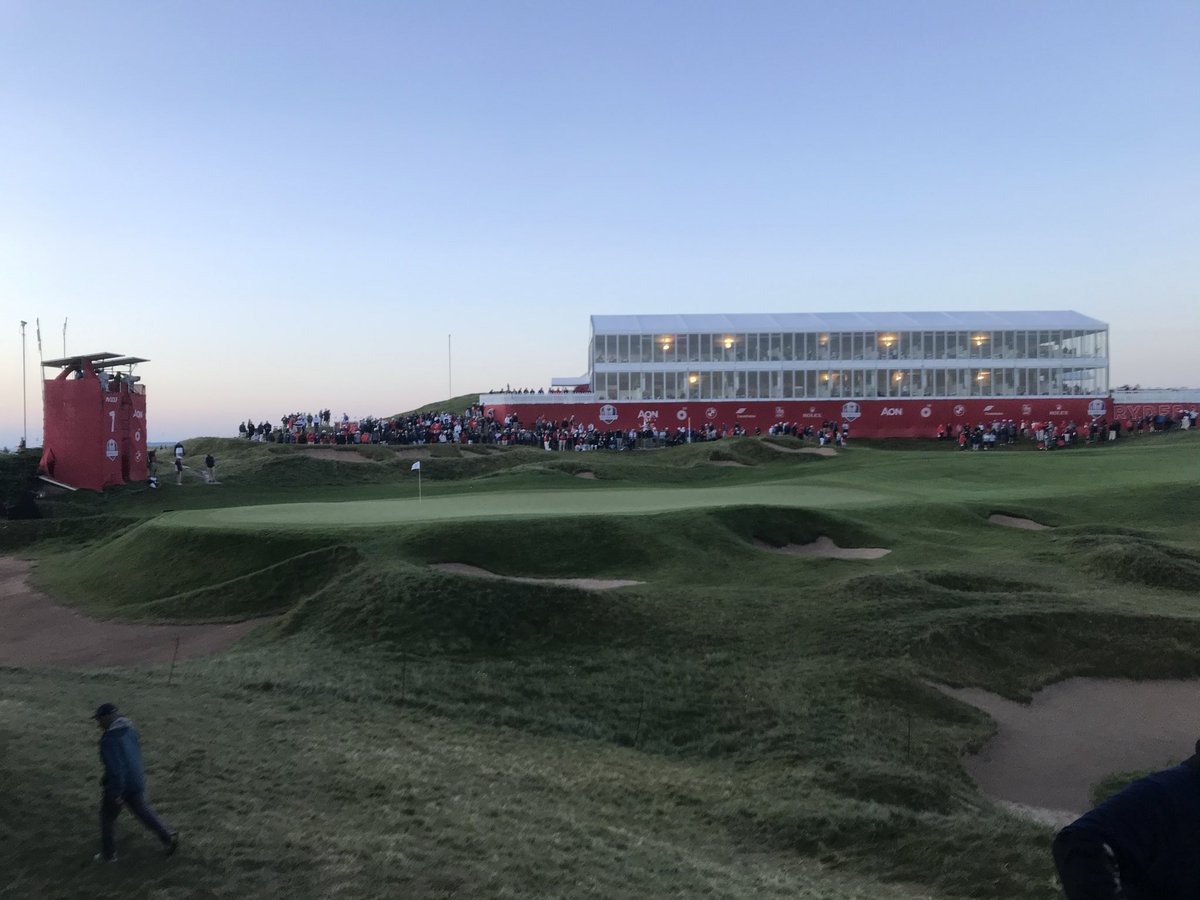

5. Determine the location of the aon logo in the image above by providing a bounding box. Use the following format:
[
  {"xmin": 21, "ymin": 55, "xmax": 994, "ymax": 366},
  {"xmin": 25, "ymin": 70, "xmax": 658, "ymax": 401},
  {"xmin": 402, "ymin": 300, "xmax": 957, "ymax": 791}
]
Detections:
[{"xmin": 880, "ymin": 407, "xmax": 905, "ymax": 416}]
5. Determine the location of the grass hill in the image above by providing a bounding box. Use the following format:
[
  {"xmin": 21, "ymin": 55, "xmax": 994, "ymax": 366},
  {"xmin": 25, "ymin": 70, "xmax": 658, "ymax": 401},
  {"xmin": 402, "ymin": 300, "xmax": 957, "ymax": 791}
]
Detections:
[{"xmin": 4, "ymin": 430, "xmax": 1200, "ymax": 898}]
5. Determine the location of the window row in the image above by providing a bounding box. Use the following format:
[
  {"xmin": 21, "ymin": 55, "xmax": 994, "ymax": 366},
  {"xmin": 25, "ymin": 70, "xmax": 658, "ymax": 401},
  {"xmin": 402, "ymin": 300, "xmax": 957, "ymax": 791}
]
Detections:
[
  {"xmin": 591, "ymin": 329, "xmax": 1107, "ymax": 365},
  {"xmin": 593, "ymin": 367, "xmax": 1109, "ymax": 401}
]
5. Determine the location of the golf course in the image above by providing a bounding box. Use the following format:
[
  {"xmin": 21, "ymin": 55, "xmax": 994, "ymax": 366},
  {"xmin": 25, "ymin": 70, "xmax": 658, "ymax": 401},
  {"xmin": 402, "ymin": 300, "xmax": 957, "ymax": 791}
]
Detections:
[{"xmin": 2, "ymin": 425, "xmax": 1199, "ymax": 899}]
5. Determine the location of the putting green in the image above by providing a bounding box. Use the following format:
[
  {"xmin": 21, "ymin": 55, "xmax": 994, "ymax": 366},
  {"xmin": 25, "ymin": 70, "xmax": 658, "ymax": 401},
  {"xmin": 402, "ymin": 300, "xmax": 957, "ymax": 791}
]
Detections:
[{"xmin": 157, "ymin": 482, "xmax": 892, "ymax": 530}]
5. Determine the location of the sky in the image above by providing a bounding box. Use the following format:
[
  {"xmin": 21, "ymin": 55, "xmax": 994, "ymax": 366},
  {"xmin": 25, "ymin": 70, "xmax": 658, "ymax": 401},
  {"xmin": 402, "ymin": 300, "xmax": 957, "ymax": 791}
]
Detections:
[{"xmin": 2, "ymin": 1, "xmax": 1197, "ymax": 446}]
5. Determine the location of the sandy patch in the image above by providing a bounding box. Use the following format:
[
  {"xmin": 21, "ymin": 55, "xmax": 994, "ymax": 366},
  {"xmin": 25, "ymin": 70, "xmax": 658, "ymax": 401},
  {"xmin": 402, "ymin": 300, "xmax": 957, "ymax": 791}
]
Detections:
[
  {"xmin": 988, "ymin": 514, "xmax": 1049, "ymax": 531},
  {"xmin": 0, "ymin": 558, "xmax": 266, "ymax": 668},
  {"xmin": 574, "ymin": 471, "xmax": 598, "ymax": 479},
  {"xmin": 432, "ymin": 563, "xmax": 641, "ymax": 591},
  {"xmin": 937, "ymin": 678, "xmax": 1200, "ymax": 823},
  {"xmin": 389, "ymin": 447, "xmax": 435, "ymax": 458},
  {"xmin": 760, "ymin": 442, "xmax": 838, "ymax": 457},
  {"xmin": 298, "ymin": 448, "xmax": 375, "ymax": 464},
  {"xmin": 755, "ymin": 536, "xmax": 891, "ymax": 560}
]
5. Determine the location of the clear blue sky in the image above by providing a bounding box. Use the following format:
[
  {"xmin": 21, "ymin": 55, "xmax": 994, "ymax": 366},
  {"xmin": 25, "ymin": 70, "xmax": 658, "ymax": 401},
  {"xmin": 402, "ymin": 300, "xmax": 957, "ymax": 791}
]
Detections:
[{"xmin": 2, "ymin": 1, "xmax": 1197, "ymax": 445}]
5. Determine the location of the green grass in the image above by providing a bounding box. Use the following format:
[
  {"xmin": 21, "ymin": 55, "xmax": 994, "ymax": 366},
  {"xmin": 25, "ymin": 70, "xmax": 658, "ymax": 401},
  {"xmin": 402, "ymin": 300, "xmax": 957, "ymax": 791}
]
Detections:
[{"xmin": 4, "ymin": 429, "xmax": 1200, "ymax": 898}]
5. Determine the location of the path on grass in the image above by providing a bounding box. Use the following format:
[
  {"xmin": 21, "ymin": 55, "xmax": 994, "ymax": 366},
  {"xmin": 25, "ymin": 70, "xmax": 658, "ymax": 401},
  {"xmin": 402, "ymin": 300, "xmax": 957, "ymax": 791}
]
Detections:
[
  {"xmin": 0, "ymin": 557, "xmax": 265, "ymax": 668},
  {"xmin": 940, "ymin": 679, "xmax": 1200, "ymax": 825},
  {"xmin": 432, "ymin": 563, "xmax": 642, "ymax": 590}
]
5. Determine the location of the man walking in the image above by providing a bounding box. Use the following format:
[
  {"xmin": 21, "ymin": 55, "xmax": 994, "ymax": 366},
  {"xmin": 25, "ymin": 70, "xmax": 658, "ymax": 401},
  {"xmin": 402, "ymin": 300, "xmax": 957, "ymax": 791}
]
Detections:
[
  {"xmin": 93, "ymin": 703, "xmax": 179, "ymax": 862},
  {"xmin": 1053, "ymin": 738, "xmax": 1200, "ymax": 898},
  {"xmin": 204, "ymin": 453, "xmax": 216, "ymax": 484}
]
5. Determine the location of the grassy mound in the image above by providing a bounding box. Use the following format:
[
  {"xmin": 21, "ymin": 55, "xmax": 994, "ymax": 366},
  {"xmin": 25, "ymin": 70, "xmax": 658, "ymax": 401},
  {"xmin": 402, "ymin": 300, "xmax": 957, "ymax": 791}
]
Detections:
[
  {"xmin": 1066, "ymin": 534, "xmax": 1200, "ymax": 591},
  {"xmin": 714, "ymin": 505, "xmax": 883, "ymax": 549},
  {"xmin": 279, "ymin": 563, "xmax": 657, "ymax": 654},
  {"xmin": 32, "ymin": 523, "xmax": 352, "ymax": 618}
]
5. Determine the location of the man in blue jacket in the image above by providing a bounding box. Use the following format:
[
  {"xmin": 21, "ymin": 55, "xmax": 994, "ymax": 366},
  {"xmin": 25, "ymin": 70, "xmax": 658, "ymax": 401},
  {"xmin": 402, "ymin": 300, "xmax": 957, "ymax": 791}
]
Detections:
[
  {"xmin": 93, "ymin": 703, "xmax": 179, "ymax": 862},
  {"xmin": 1053, "ymin": 740, "xmax": 1200, "ymax": 899}
]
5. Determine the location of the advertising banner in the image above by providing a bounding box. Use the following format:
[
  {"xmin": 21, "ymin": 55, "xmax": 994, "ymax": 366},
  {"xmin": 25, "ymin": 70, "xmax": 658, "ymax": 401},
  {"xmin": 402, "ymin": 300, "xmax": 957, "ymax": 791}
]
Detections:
[{"xmin": 481, "ymin": 396, "xmax": 1111, "ymax": 438}]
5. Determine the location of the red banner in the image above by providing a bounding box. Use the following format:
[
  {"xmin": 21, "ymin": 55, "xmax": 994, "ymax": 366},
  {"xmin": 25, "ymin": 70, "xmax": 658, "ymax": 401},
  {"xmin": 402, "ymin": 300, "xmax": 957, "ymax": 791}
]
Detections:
[{"xmin": 482, "ymin": 397, "xmax": 1111, "ymax": 438}]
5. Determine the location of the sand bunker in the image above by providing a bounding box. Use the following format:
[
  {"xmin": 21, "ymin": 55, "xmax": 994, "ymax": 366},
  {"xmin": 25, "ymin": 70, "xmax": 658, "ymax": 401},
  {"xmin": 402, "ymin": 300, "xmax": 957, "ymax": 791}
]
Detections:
[
  {"xmin": 938, "ymin": 678, "xmax": 1200, "ymax": 825},
  {"xmin": 760, "ymin": 442, "xmax": 838, "ymax": 457},
  {"xmin": 432, "ymin": 563, "xmax": 641, "ymax": 590},
  {"xmin": 988, "ymin": 514, "xmax": 1049, "ymax": 531},
  {"xmin": 574, "ymin": 471, "xmax": 598, "ymax": 479},
  {"xmin": 754, "ymin": 537, "xmax": 891, "ymax": 559},
  {"xmin": 0, "ymin": 558, "xmax": 265, "ymax": 668},
  {"xmin": 298, "ymin": 448, "xmax": 375, "ymax": 464}
]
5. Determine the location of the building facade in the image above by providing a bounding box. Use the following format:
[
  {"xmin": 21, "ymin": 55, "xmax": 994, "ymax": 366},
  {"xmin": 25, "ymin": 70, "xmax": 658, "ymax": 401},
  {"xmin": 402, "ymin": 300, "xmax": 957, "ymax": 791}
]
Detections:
[{"xmin": 481, "ymin": 311, "xmax": 1112, "ymax": 437}]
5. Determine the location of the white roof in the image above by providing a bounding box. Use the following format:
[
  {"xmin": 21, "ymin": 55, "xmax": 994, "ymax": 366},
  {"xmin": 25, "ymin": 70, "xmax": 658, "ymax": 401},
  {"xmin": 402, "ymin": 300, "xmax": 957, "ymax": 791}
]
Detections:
[{"xmin": 591, "ymin": 311, "xmax": 1107, "ymax": 334}]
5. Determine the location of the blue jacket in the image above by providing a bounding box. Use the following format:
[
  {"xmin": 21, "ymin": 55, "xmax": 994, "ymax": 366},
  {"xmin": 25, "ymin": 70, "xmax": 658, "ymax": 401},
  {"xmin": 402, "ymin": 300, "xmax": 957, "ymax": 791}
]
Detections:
[
  {"xmin": 99, "ymin": 717, "xmax": 147, "ymax": 797},
  {"xmin": 1058, "ymin": 760, "xmax": 1200, "ymax": 900}
]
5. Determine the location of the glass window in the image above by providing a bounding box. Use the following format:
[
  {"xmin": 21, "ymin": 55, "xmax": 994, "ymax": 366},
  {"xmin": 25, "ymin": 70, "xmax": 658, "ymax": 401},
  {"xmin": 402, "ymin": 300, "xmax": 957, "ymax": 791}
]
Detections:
[
  {"xmin": 782, "ymin": 333, "xmax": 794, "ymax": 361},
  {"xmin": 769, "ymin": 333, "xmax": 782, "ymax": 361}
]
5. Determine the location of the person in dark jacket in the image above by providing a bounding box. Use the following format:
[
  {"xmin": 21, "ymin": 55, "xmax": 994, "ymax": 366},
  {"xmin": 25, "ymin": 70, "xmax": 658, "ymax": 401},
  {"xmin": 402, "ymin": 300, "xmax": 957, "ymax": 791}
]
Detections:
[
  {"xmin": 93, "ymin": 703, "xmax": 178, "ymax": 862},
  {"xmin": 1053, "ymin": 739, "xmax": 1200, "ymax": 899}
]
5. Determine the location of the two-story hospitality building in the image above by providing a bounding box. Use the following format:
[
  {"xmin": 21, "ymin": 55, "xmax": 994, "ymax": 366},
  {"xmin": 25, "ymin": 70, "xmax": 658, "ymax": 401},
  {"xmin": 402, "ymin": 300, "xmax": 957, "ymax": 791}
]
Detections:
[{"xmin": 480, "ymin": 311, "xmax": 1111, "ymax": 437}]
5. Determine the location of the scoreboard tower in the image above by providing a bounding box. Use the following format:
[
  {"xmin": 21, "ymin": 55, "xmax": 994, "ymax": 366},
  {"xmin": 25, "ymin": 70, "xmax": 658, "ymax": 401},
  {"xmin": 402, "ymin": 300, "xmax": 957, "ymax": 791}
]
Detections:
[{"xmin": 39, "ymin": 352, "xmax": 150, "ymax": 491}]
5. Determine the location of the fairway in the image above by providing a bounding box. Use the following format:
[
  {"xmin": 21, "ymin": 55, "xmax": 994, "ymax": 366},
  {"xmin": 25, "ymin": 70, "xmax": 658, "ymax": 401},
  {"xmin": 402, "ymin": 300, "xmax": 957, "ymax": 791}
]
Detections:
[{"xmin": 158, "ymin": 481, "xmax": 892, "ymax": 529}]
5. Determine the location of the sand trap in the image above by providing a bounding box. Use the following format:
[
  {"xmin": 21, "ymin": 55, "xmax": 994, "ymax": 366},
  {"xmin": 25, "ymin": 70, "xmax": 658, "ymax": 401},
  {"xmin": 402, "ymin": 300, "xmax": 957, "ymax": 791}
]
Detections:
[
  {"xmin": 574, "ymin": 471, "xmax": 598, "ymax": 479},
  {"xmin": 0, "ymin": 558, "xmax": 266, "ymax": 668},
  {"xmin": 760, "ymin": 442, "xmax": 838, "ymax": 457},
  {"xmin": 432, "ymin": 563, "xmax": 641, "ymax": 590},
  {"xmin": 988, "ymin": 514, "xmax": 1049, "ymax": 531},
  {"xmin": 937, "ymin": 678, "xmax": 1200, "ymax": 825},
  {"xmin": 754, "ymin": 537, "xmax": 891, "ymax": 559},
  {"xmin": 297, "ymin": 448, "xmax": 375, "ymax": 464}
]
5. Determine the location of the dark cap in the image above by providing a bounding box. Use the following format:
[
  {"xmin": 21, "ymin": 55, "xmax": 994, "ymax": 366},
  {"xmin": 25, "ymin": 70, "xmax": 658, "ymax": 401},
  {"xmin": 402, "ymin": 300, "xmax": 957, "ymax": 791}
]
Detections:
[{"xmin": 92, "ymin": 703, "xmax": 119, "ymax": 719}]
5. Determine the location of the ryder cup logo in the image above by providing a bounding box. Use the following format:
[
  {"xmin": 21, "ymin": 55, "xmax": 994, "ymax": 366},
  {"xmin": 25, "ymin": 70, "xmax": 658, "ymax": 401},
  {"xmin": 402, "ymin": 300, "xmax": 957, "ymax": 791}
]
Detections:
[
  {"xmin": 953, "ymin": 404, "xmax": 966, "ymax": 417},
  {"xmin": 841, "ymin": 401, "xmax": 861, "ymax": 422},
  {"xmin": 676, "ymin": 409, "xmax": 688, "ymax": 421},
  {"xmin": 105, "ymin": 439, "xmax": 118, "ymax": 461},
  {"xmin": 920, "ymin": 406, "xmax": 932, "ymax": 418},
  {"xmin": 1088, "ymin": 399, "xmax": 1107, "ymax": 417},
  {"xmin": 1022, "ymin": 404, "xmax": 1033, "ymax": 416},
  {"xmin": 598, "ymin": 404, "xmax": 618, "ymax": 424},
  {"xmin": 705, "ymin": 407, "xmax": 718, "ymax": 419}
]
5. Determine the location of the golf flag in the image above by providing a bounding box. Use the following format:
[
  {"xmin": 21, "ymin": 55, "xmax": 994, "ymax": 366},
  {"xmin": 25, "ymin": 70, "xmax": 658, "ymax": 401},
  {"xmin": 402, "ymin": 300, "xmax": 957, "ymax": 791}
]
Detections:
[{"xmin": 411, "ymin": 460, "xmax": 421, "ymax": 471}]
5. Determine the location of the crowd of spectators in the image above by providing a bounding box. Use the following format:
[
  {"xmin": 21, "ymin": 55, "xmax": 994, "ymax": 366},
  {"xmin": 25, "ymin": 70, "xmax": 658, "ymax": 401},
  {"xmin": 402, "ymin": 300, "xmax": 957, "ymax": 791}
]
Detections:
[
  {"xmin": 237, "ymin": 405, "xmax": 1196, "ymax": 454},
  {"xmin": 934, "ymin": 408, "xmax": 1197, "ymax": 450}
]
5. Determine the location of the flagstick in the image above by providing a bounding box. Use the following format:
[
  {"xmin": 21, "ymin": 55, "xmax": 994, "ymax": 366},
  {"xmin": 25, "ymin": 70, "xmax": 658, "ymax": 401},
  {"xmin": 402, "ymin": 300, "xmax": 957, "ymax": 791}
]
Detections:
[{"xmin": 418, "ymin": 467, "xmax": 422, "ymax": 503}]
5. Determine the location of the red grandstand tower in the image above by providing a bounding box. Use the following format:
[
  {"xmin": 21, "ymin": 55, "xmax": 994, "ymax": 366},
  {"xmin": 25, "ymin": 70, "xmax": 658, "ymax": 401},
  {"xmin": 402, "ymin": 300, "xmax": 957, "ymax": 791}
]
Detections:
[{"xmin": 39, "ymin": 352, "xmax": 150, "ymax": 491}]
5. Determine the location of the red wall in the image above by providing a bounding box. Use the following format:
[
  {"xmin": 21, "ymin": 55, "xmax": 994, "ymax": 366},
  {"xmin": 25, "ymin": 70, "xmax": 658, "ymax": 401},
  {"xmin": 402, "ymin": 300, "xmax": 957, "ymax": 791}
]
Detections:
[
  {"xmin": 481, "ymin": 397, "xmax": 1112, "ymax": 437},
  {"xmin": 40, "ymin": 374, "xmax": 149, "ymax": 491}
]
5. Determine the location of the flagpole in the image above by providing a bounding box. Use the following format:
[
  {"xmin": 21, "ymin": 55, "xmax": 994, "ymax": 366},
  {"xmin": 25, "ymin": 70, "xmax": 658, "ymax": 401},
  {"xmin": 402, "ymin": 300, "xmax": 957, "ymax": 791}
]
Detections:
[
  {"xmin": 19, "ymin": 321, "xmax": 27, "ymax": 447},
  {"xmin": 418, "ymin": 467, "xmax": 422, "ymax": 503}
]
